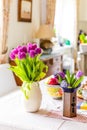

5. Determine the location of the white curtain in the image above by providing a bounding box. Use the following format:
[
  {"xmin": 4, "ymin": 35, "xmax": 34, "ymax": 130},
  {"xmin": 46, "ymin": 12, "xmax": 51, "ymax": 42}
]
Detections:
[
  {"xmin": 0, "ymin": 1, "xmax": 3, "ymax": 54},
  {"xmin": 0, "ymin": 0, "xmax": 11, "ymax": 63},
  {"xmin": 40, "ymin": 0, "xmax": 47, "ymax": 24},
  {"xmin": 54, "ymin": 0, "xmax": 77, "ymax": 48},
  {"xmin": 40, "ymin": 0, "xmax": 56, "ymax": 26}
]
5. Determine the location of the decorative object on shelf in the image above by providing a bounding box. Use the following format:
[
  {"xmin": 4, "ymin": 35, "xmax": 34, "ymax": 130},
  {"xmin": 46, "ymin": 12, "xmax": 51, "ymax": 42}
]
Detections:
[
  {"xmin": 35, "ymin": 24, "xmax": 55, "ymax": 54},
  {"xmin": 18, "ymin": 0, "xmax": 32, "ymax": 22},
  {"xmin": 79, "ymin": 31, "xmax": 87, "ymax": 44},
  {"xmin": 9, "ymin": 43, "xmax": 48, "ymax": 112},
  {"xmin": 55, "ymin": 70, "xmax": 84, "ymax": 117},
  {"xmin": 45, "ymin": 76, "xmax": 63, "ymax": 99},
  {"xmin": 40, "ymin": 40, "xmax": 53, "ymax": 55},
  {"xmin": 79, "ymin": 44, "xmax": 87, "ymax": 53}
]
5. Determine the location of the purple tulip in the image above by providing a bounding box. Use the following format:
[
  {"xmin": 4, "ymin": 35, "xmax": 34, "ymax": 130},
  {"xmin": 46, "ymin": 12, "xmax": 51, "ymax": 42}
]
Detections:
[
  {"xmin": 17, "ymin": 45, "xmax": 21, "ymax": 49},
  {"xmin": 35, "ymin": 48, "xmax": 41, "ymax": 54},
  {"xmin": 18, "ymin": 47, "xmax": 22, "ymax": 52},
  {"xmin": 9, "ymin": 43, "xmax": 42, "ymax": 60},
  {"xmin": 32, "ymin": 44, "xmax": 37, "ymax": 49},
  {"xmin": 9, "ymin": 52, "xmax": 15, "ymax": 60},
  {"xmin": 17, "ymin": 46, "xmax": 21, "ymax": 52},
  {"xmin": 22, "ymin": 46, "xmax": 27, "ymax": 53},
  {"xmin": 27, "ymin": 43, "xmax": 33, "ymax": 53},
  {"xmin": 18, "ymin": 52, "xmax": 26, "ymax": 59},
  {"xmin": 27, "ymin": 42, "xmax": 32, "ymax": 46},
  {"xmin": 18, "ymin": 46, "xmax": 27, "ymax": 53},
  {"xmin": 58, "ymin": 72, "xmax": 65, "ymax": 79},
  {"xmin": 29, "ymin": 50, "xmax": 36, "ymax": 58},
  {"xmin": 13, "ymin": 48, "xmax": 18, "ymax": 55},
  {"xmin": 76, "ymin": 70, "xmax": 84, "ymax": 78},
  {"xmin": 54, "ymin": 73, "xmax": 59, "ymax": 79}
]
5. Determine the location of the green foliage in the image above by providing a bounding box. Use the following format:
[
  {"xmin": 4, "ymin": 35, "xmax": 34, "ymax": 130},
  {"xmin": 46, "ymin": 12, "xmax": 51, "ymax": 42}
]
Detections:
[
  {"xmin": 21, "ymin": 81, "xmax": 31, "ymax": 99},
  {"xmin": 62, "ymin": 70, "xmax": 84, "ymax": 88},
  {"xmin": 9, "ymin": 43, "xmax": 49, "ymax": 99},
  {"xmin": 10, "ymin": 55, "xmax": 48, "ymax": 82},
  {"xmin": 58, "ymin": 70, "xmax": 84, "ymax": 88},
  {"xmin": 9, "ymin": 55, "xmax": 48, "ymax": 99},
  {"xmin": 65, "ymin": 70, "xmax": 71, "ymax": 84},
  {"xmin": 79, "ymin": 34, "xmax": 87, "ymax": 43},
  {"xmin": 72, "ymin": 76, "xmax": 84, "ymax": 88}
]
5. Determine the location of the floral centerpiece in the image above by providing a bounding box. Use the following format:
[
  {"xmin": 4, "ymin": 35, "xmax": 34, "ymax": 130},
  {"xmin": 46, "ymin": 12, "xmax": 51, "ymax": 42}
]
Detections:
[
  {"xmin": 54, "ymin": 70, "xmax": 84, "ymax": 117},
  {"xmin": 9, "ymin": 43, "xmax": 48, "ymax": 99}
]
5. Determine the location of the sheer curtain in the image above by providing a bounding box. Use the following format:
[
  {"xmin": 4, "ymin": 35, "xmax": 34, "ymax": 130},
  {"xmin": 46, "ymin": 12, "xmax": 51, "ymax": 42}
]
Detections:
[
  {"xmin": 0, "ymin": 1, "xmax": 3, "ymax": 54},
  {"xmin": 0, "ymin": 0, "xmax": 11, "ymax": 63},
  {"xmin": 46, "ymin": 0, "xmax": 56, "ymax": 27},
  {"xmin": 40, "ymin": 0, "xmax": 56, "ymax": 26},
  {"xmin": 54, "ymin": 0, "xmax": 78, "ymax": 69},
  {"xmin": 2, "ymin": 0, "xmax": 11, "ymax": 54},
  {"xmin": 55, "ymin": 0, "xmax": 77, "ymax": 49}
]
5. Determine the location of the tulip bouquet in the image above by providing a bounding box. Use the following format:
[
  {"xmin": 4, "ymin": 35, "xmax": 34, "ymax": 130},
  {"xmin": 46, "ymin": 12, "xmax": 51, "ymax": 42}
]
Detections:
[
  {"xmin": 9, "ymin": 43, "xmax": 48, "ymax": 98},
  {"xmin": 54, "ymin": 70, "xmax": 84, "ymax": 92}
]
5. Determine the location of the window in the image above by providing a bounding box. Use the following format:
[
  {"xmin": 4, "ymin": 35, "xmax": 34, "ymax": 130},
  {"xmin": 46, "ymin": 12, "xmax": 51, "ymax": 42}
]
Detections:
[{"xmin": 54, "ymin": 0, "xmax": 77, "ymax": 46}]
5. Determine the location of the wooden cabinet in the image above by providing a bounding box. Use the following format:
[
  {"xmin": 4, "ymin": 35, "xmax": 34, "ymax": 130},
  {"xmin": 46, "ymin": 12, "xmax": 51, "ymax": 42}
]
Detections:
[
  {"xmin": 78, "ymin": 52, "xmax": 87, "ymax": 75},
  {"xmin": 9, "ymin": 54, "xmax": 63, "ymax": 85},
  {"xmin": 43, "ymin": 54, "xmax": 63, "ymax": 77}
]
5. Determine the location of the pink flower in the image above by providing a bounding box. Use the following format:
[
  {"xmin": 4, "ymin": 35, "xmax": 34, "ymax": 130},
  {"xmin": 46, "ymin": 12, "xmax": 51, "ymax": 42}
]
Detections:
[
  {"xmin": 13, "ymin": 48, "xmax": 18, "ymax": 55},
  {"xmin": 76, "ymin": 70, "xmax": 84, "ymax": 78},
  {"xmin": 18, "ymin": 52, "xmax": 26, "ymax": 59},
  {"xmin": 22, "ymin": 46, "xmax": 27, "ymax": 53},
  {"xmin": 29, "ymin": 50, "xmax": 36, "ymax": 58},
  {"xmin": 32, "ymin": 44, "xmax": 37, "ymax": 49},
  {"xmin": 9, "ymin": 52, "xmax": 15, "ymax": 60},
  {"xmin": 35, "ymin": 48, "xmax": 41, "ymax": 54},
  {"xmin": 27, "ymin": 43, "xmax": 33, "ymax": 53}
]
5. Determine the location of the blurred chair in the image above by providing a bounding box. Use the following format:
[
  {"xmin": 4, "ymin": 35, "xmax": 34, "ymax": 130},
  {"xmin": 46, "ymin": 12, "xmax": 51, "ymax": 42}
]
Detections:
[{"xmin": 0, "ymin": 63, "xmax": 17, "ymax": 96}]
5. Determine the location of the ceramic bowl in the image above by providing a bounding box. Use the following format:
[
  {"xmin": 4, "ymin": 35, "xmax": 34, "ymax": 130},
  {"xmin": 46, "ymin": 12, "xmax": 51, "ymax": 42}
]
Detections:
[
  {"xmin": 46, "ymin": 84, "xmax": 63, "ymax": 99},
  {"xmin": 82, "ymin": 89, "xmax": 87, "ymax": 101},
  {"xmin": 79, "ymin": 44, "xmax": 87, "ymax": 53}
]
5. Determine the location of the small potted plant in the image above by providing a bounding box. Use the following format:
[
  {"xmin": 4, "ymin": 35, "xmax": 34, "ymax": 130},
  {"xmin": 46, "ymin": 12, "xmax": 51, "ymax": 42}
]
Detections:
[{"xmin": 55, "ymin": 70, "xmax": 84, "ymax": 117}]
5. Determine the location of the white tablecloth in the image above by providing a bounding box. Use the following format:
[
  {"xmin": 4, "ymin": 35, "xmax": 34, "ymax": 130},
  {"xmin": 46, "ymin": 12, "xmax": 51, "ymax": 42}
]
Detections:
[{"xmin": 0, "ymin": 79, "xmax": 87, "ymax": 130}]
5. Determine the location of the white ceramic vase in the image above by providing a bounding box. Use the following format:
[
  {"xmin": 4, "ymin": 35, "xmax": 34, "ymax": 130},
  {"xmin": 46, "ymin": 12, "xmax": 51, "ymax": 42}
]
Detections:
[{"xmin": 23, "ymin": 82, "xmax": 42, "ymax": 112}]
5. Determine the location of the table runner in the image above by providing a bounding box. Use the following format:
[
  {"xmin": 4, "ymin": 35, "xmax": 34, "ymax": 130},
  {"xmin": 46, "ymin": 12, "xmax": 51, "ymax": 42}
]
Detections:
[
  {"xmin": 36, "ymin": 108, "xmax": 87, "ymax": 123},
  {"xmin": 35, "ymin": 95, "xmax": 87, "ymax": 123}
]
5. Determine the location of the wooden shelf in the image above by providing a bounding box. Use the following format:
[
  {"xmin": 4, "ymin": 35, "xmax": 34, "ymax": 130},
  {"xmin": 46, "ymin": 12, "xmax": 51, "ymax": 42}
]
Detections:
[{"xmin": 44, "ymin": 54, "xmax": 63, "ymax": 77}]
